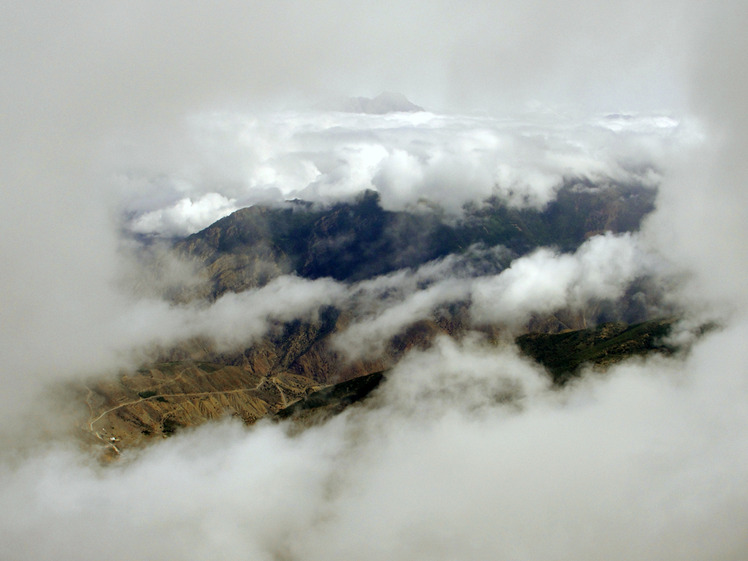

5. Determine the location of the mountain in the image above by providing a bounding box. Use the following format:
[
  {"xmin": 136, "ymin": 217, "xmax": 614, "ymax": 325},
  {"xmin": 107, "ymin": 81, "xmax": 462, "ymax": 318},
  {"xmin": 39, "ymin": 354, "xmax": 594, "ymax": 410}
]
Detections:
[
  {"xmin": 275, "ymin": 370, "xmax": 386, "ymax": 426},
  {"xmin": 174, "ymin": 183, "xmax": 656, "ymax": 300},
  {"xmin": 81, "ymin": 317, "xmax": 679, "ymax": 457},
  {"xmin": 275, "ymin": 317, "xmax": 680, "ymax": 425},
  {"xmin": 81, "ymin": 310, "xmax": 458, "ymax": 455},
  {"xmin": 315, "ymin": 92, "xmax": 425, "ymax": 114},
  {"xmin": 82, "ymin": 183, "xmax": 668, "ymax": 457}
]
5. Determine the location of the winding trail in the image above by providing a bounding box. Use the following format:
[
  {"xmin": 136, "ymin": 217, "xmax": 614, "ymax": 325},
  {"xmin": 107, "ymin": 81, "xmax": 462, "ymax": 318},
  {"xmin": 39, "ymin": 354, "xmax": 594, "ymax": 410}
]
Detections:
[
  {"xmin": 269, "ymin": 376, "xmax": 289, "ymax": 408},
  {"xmin": 86, "ymin": 373, "xmax": 268, "ymax": 432}
]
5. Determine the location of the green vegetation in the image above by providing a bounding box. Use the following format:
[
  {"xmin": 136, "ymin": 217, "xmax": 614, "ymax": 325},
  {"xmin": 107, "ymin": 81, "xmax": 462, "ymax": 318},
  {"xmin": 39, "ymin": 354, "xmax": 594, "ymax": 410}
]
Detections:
[
  {"xmin": 516, "ymin": 318, "xmax": 675, "ymax": 385},
  {"xmin": 196, "ymin": 362, "xmax": 222, "ymax": 373},
  {"xmin": 161, "ymin": 417, "xmax": 181, "ymax": 436},
  {"xmin": 275, "ymin": 371, "xmax": 386, "ymax": 420}
]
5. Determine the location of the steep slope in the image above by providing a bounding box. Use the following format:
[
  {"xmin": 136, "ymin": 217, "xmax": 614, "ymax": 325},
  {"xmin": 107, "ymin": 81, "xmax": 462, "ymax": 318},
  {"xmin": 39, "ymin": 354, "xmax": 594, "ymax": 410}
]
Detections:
[
  {"xmin": 273, "ymin": 318, "xmax": 683, "ymax": 428},
  {"xmin": 84, "ymin": 362, "xmax": 319, "ymax": 453},
  {"xmin": 81, "ymin": 309, "xmax": 404, "ymax": 454},
  {"xmin": 275, "ymin": 371, "xmax": 386, "ymax": 426},
  {"xmin": 175, "ymin": 183, "xmax": 656, "ymax": 299},
  {"xmin": 82, "ymin": 315, "xmax": 681, "ymax": 456}
]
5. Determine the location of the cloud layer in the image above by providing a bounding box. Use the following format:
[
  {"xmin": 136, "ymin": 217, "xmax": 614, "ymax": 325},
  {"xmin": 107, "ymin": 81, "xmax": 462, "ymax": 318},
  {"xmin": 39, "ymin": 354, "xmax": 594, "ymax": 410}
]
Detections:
[
  {"xmin": 116, "ymin": 109, "xmax": 686, "ymax": 236},
  {"xmin": 2, "ymin": 1, "xmax": 748, "ymax": 560},
  {"xmin": 2, "ymin": 323, "xmax": 748, "ymax": 561}
]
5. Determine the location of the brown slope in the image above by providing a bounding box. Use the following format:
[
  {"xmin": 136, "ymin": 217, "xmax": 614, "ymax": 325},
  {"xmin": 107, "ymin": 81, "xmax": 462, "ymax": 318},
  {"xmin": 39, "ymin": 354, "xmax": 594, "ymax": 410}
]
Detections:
[
  {"xmin": 80, "ymin": 310, "xmax": 463, "ymax": 456},
  {"xmin": 82, "ymin": 312, "xmax": 681, "ymax": 458}
]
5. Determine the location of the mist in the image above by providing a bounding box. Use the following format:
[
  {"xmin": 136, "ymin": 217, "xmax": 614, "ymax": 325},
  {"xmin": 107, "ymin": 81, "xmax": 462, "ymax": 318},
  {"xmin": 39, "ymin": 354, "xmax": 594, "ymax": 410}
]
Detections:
[
  {"xmin": 2, "ymin": 1, "xmax": 748, "ymax": 560},
  {"xmin": 115, "ymin": 109, "xmax": 682, "ymax": 236}
]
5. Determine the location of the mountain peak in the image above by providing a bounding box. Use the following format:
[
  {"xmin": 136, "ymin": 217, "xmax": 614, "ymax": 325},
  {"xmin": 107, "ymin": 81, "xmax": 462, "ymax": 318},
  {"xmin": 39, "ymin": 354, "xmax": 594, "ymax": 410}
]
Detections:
[{"xmin": 317, "ymin": 92, "xmax": 425, "ymax": 114}]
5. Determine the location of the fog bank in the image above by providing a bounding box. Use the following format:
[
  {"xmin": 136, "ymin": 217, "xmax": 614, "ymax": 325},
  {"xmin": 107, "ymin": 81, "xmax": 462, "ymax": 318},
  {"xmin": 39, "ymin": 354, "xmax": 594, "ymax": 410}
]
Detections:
[{"xmin": 2, "ymin": 1, "xmax": 747, "ymax": 559}]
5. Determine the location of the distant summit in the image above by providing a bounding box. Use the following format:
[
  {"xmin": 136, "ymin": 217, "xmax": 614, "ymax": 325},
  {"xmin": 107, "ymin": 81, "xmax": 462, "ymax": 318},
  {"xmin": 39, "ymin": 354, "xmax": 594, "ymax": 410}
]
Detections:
[{"xmin": 317, "ymin": 92, "xmax": 425, "ymax": 114}]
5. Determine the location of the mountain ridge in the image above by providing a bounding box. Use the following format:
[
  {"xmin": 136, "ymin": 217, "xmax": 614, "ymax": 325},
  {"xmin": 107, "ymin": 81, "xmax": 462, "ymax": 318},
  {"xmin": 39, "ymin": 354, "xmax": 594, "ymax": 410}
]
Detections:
[
  {"xmin": 174, "ymin": 183, "xmax": 656, "ymax": 300},
  {"xmin": 82, "ymin": 182, "xmax": 667, "ymax": 458}
]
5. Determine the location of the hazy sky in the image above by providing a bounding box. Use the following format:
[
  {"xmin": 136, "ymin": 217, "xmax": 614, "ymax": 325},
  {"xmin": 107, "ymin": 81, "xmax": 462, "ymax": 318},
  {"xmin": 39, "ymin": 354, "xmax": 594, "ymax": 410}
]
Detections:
[
  {"xmin": 2, "ymin": 2, "xmax": 748, "ymax": 560},
  {"xmin": 1, "ymin": 0, "xmax": 702, "ymax": 123}
]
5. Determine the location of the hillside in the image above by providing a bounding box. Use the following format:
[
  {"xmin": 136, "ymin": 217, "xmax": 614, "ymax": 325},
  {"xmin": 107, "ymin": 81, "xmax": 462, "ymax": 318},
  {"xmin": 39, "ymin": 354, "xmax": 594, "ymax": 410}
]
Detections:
[
  {"xmin": 274, "ymin": 318, "xmax": 680, "ymax": 425},
  {"xmin": 175, "ymin": 183, "xmax": 655, "ymax": 299},
  {"xmin": 516, "ymin": 318, "xmax": 677, "ymax": 384},
  {"xmin": 81, "ymin": 313, "xmax": 681, "ymax": 457}
]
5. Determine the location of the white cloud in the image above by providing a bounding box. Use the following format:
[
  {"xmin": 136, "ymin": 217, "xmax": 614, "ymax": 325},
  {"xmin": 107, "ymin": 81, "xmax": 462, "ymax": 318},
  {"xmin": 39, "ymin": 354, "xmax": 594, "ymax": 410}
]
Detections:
[
  {"xmin": 3, "ymin": 323, "xmax": 748, "ymax": 561},
  {"xmin": 2, "ymin": 1, "xmax": 748, "ymax": 559},
  {"xmin": 472, "ymin": 232, "xmax": 650, "ymax": 328},
  {"xmin": 333, "ymin": 278, "xmax": 471, "ymax": 360},
  {"xmin": 116, "ymin": 109, "xmax": 683, "ymax": 236},
  {"xmin": 130, "ymin": 193, "xmax": 239, "ymax": 237},
  {"xmin": 111, "ymin": 274, "xmax": 345, "ymax": 354},
  {"xmin": 331, "ymin": 244, "xmax": 513, "ymax": 360}
]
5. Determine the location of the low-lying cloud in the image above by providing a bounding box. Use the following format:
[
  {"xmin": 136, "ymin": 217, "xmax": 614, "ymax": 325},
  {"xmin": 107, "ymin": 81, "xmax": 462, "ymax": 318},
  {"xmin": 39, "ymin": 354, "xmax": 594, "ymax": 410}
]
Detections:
[
  {"xmin": 472, "ymin": 232, "xmax": 653, "ymax": 327},
  {"xmin": 2, "ymin": 321, "xmax": 747, "ymax": 561},
  {"xmin": 2, "ymin": 1, "xmax": 748, "ymax": 560},
  {"xmin": 129, "ymin": 193, "xmax": 240, "ymax": 238},
  {"xmin": 116, "ymin": 110, "xmax": 686, "ymax": 237},
  {"xmin": 332, "ymin": 232, "xmax": 655, "ymax": 361}
]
